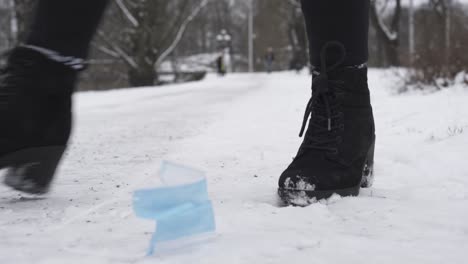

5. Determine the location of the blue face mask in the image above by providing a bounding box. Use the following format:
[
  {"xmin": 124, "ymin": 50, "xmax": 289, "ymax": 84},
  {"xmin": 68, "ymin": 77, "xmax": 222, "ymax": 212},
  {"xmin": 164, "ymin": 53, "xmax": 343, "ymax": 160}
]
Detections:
[{"xmin": 133, "ymin": 161, "xmax": 216, "ymax": 255}]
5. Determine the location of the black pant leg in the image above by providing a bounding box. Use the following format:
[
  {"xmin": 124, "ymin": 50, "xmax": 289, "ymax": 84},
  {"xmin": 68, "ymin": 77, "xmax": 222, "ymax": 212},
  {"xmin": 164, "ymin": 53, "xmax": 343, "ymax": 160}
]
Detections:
[
  {"xmin": 301, "ymin": 0, "xmax": 370, "ymax": 68},
  {"xmin": 26, "ymin": 0, "xmax": 109, "ymax": 59}
]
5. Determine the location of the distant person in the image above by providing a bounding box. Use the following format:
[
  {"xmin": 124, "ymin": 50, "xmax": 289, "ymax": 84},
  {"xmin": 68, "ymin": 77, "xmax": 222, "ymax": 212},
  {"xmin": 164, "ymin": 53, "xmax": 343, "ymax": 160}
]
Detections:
[
  {"xmin": 1, "ymin": 0, "xmax": 375, "ymax": 208},
  {"xmin": 216, "ymin": 53, "xmax": 226, "ymax": 76},
  {"xmin": 264, "ymin": 47, "xmax": 275, "ymax": 73}
]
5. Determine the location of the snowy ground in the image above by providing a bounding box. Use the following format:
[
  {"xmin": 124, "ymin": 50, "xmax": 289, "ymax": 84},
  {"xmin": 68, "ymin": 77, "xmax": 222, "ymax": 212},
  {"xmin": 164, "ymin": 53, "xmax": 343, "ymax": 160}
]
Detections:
[{"xmin": 1, "ymin": 70, "xmax": 467, "ymax": 264}]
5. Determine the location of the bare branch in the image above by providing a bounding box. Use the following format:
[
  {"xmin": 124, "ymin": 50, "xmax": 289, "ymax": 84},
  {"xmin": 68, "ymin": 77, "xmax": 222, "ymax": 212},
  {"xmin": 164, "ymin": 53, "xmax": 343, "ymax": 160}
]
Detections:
[
  {"xmin": 96, "ymin": 30, "xmax": 138, "ymax": 69},
  {"xmin": 91, "ymin": 42, "xmax": 120, "ymax": 58},
  {"xmin": 390, "ymin": 0, "xmax": 401, "ymax": 34},
  {"xmin": 285, "ymin": 0, "xmax": 301, "ymax": 8},
  {"xmin": 154, "ymin": 0, "xmax": 210, "ymax": 69},
  {"xmin": 114, "ymin": 0, "xmax": 139, "ymax": 27},
  {"xmin": 370, "ymin": 0, "xmax": 399, "ymax": 42}
]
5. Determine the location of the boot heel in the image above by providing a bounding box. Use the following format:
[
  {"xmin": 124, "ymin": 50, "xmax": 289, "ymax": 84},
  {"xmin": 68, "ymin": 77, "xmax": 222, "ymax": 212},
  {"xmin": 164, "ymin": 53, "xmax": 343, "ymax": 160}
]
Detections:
[
  {"xmin": 361, "ymin": 137, "xmax": 375, "ymax": 188},
  {"xmin": 3, "ymin": 146, "xmax": 66, "ymax": 194}
]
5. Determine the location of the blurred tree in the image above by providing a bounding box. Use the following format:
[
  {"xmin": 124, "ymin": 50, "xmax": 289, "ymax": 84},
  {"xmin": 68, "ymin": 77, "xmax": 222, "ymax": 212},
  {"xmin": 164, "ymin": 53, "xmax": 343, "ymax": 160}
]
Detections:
[
  {"xmin": 370, "ymin": 0, "xmax": 402, "ymax": 66},
  {"xmin": 94, "ymin": 0, "xmax": 208, "ymax": 87},
  {"xmin": 2, "ymin": 0, "xmax": 466, "ymax": 91},
  {"xmin": 407, "ymin": 0, "xmax": 468, "ymax": 88},
  {"xmin": 254, "ymin": 0, "xmax": 306, "ymax": 71},
  {"xmin": 12, "ymin": 0, "xmax": 35, "ymax": 42}
]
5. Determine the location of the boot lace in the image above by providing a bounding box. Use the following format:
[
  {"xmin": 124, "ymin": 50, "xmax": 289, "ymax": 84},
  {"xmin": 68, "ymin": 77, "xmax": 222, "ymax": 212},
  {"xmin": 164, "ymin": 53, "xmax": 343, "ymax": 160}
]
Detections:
[{"xmin": 298, "ymin": 41, "xmax": 346, "ymax": 153}]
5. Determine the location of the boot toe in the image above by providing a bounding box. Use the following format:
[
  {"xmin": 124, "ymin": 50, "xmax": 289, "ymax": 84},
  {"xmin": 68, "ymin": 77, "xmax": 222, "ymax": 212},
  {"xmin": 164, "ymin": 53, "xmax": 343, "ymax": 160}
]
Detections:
[
  {"xmin": 278, "ymin": 170, "xmax": 318, "ymax": 191},
  {"xmin": 279, "ymin": 164, "xmax": 359, "ymax": 191}
]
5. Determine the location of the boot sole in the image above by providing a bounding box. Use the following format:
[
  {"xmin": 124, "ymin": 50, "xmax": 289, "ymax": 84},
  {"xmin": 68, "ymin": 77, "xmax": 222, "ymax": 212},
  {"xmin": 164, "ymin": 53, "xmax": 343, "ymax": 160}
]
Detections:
[
  {"xmin": 360, "ymin": 137, "xmax": 375, "ymax": 188},
  {"xmin": 278, "ymin": 137, "xmax": 376, "ymax": 206},
  {"xmin": 278, "ymin": 185, "xmax": 361, "ymax": 206},
  {"xmin": 0, "ymin": 146, "xmax": 66, "ymax": 195}
]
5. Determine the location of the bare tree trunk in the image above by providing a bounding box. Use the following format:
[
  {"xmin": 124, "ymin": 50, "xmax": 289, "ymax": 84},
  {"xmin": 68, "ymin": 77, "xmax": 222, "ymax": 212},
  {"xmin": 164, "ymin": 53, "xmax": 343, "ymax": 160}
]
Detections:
[
  {"xmin": 369, "ymin": 0, "xmax": 401, "ymax": 66},
  {"xmin": 444, "ymin": 0, "xmax": 451, "ymax": 73},
  {"xmin": 6, "ymin": 0, "xmax": 18, "ymax": 48},
  {"xmin": 248, "ymin": 0, "xmax": 254, "ymax": 72},
  {"xmin": 13, "ymin": 0, "xmax": 36, "ymax": 43},
  {"xmin": 408, "ymin": 0, "xmax": 415, "ymax": 66},
  {"xmin": 129, "ymin": 67, "xmax": 157, "ymax": 87}
]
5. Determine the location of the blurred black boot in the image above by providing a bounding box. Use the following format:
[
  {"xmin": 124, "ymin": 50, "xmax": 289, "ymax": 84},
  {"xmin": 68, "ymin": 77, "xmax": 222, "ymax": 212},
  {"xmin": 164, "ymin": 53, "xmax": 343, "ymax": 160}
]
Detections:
[
  {"xmin": 278, "ymin": 42, "xmax": 375, "ymax": 206},
  {"xmin": 0, "ymin": 47, "xmax": 78, "ymax": 194}
]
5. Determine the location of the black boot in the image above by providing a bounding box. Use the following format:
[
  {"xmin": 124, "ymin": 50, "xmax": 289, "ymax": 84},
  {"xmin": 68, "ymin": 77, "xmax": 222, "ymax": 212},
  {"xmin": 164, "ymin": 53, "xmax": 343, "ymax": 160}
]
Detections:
[
  {"xmin": 0, "ymin": 47, "xmax": 77, "ymax": 194},
  {"xmin": 278, "ymin": 42, "xmax": 375, "ymax": 206}
]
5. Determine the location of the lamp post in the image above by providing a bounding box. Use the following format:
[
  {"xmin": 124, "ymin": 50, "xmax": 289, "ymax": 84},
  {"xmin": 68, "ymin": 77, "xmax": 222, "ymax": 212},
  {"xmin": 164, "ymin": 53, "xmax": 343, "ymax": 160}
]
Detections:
[
  {"xmin": 216, "ymin": 29, "xmax": 231, "ymax": 51},
  {"xmin": 216, "ymin": 29, "xmax": 232, "ymax": 73}
]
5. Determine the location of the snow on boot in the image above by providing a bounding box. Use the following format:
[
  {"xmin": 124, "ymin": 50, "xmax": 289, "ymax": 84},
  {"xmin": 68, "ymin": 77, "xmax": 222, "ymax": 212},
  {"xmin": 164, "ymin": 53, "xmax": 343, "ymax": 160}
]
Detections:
[
  {"xmin": 278, "ymin": 42, "xmax": 376, "ymax": 206},
  {"xmin": 0, "ymin": 47, "xmax": 78, "ymax": 194}
]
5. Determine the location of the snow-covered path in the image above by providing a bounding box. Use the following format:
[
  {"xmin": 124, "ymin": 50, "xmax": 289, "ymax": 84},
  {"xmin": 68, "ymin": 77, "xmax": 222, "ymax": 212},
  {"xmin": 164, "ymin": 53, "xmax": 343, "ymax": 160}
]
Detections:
[{"xmin": 1, "ymin": 70, "xmax": 467, "ymax": 263}]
